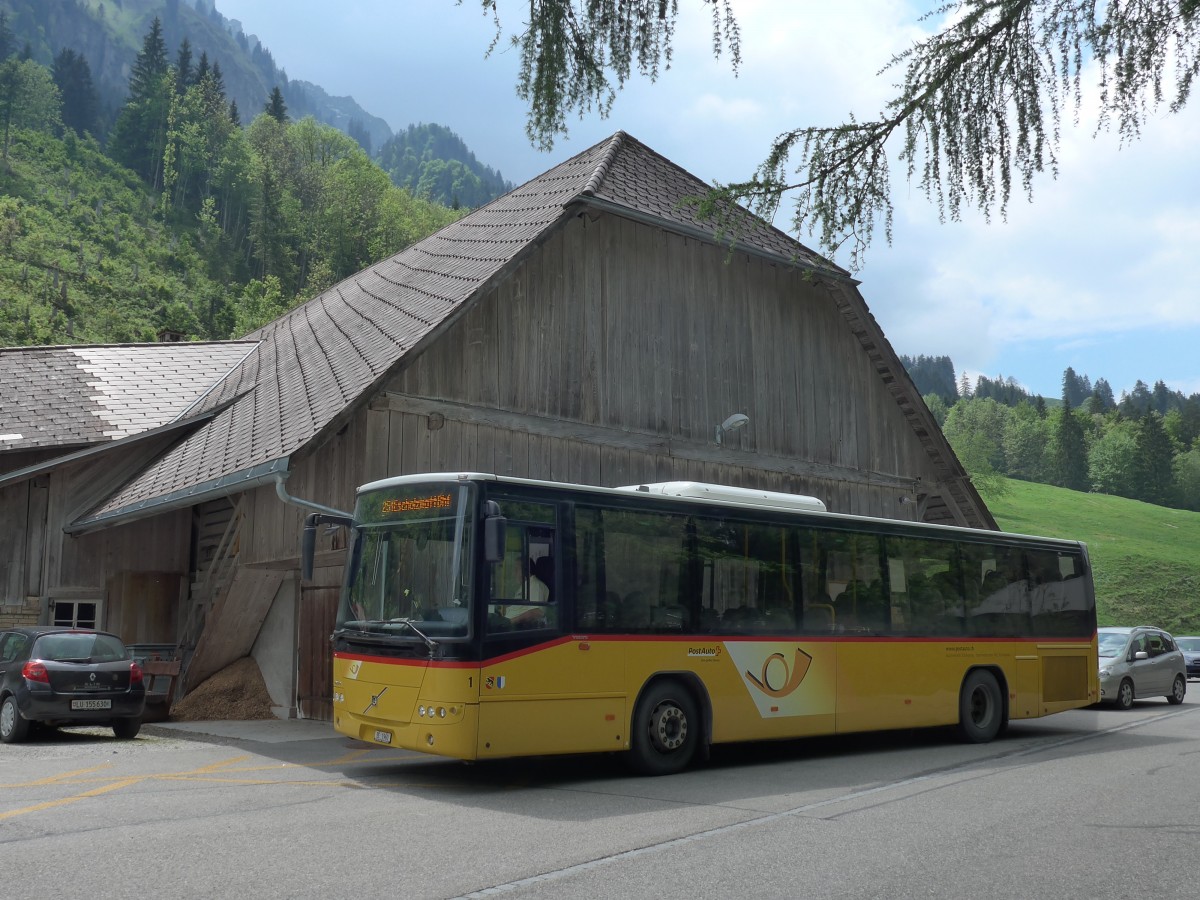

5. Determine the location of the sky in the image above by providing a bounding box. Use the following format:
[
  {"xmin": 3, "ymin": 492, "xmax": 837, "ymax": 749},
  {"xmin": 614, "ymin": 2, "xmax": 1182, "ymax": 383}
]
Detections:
[{"xmin": 214, "ymin": 0, "xmax": 1200, "ymax": 401}]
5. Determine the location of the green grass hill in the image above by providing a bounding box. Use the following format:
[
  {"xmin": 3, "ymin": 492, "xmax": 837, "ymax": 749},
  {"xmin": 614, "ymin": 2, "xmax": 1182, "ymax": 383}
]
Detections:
[{"xmin": 988, "ymin": 480, "xmax": 1200, "ymax": 634}]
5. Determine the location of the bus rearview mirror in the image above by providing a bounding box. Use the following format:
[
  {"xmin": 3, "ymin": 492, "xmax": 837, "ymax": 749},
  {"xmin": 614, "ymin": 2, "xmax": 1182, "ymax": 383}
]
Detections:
[{"xmin": 484, "ymin": 503, "xmax": 507, "ymax": 563}]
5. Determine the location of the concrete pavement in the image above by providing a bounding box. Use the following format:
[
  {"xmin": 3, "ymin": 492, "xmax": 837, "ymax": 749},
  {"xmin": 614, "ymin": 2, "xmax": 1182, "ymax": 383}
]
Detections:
[{"xmin": 144, "ymin": 716, "xmax": 336, "ymax": 744}]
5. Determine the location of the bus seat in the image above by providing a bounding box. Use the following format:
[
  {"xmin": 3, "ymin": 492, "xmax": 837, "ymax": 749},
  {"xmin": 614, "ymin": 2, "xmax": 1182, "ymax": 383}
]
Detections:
[
  {"xmin": 655, "ymin": 604, "xmax": 689, "ymax": 630},
  {"xmin": 804, "ymin": 604, "xmax": 834, "ymax": 631},
  {"xmin": 623, "ymin": 592, "xmax": 651, "ymax": 628}
]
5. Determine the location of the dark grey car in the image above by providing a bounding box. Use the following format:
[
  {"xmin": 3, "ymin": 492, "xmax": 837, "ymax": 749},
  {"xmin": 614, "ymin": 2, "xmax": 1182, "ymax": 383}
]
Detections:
[
  {"xmin": 1098, "ymin": 626, "xmax": 1187, "ymax": 709},
  {"xmin": 0, "ymin": 627, "xmax": 146, "ymax": 743},
  {"xmin": 1175, "ymin": 636, "xmax": 1200, "ymax": 680}
]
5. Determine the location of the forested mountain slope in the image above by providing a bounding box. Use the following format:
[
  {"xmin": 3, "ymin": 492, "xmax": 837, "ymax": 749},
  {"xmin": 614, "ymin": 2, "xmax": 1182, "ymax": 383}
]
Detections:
[
  {"xmin": 377, "ymin": 123, "xmax": 515, "ymax": 209},
  {"xmin": 0, "ymin": 0, "xmax": 392, "ymax": 149}
]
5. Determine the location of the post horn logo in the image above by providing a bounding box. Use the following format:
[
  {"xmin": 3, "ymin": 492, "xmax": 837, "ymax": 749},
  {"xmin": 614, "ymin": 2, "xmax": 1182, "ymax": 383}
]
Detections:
[{"xmin": 744, "ymin": 648, "xmax": 813, "ymax": 698}]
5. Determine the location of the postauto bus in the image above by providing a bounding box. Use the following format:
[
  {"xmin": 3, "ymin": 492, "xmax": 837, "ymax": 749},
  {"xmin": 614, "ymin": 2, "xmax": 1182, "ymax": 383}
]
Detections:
[{"xmin": 303, "ymin": 473, "xmax": 1098, "ymax": 775}]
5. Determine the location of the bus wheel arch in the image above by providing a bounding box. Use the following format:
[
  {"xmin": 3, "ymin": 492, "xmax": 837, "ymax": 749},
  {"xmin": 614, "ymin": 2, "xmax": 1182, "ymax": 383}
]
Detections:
[
  {"xmin": 957, "ymin": 666, "xmax": 1007, "ymax": 744},
  {"xmin": 626, "ymin": 674, "xmax": 709, "ymax": 776}
]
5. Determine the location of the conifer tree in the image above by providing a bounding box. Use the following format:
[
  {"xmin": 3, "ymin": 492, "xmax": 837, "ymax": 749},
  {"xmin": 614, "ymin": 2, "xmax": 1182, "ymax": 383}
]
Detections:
[
  {"xmin": 194, "ymin": 51, "xmax": 210, "ymax": 87},
  {"xmin": 210, "ymin": 61, "xmax": 225, "ymax": 101},
  {"xmin": 1132, "ymin": 410, "xmax": 1177, "ymax": 506},
  {"xmin": 1051, "ymin": 395, "xmax": 1089, "ymax": 492},
  {"xmin": 174, "ymin": 38, "xmax": 193, "ymax": 95},
  {"xmin": 0, "ymin": 12, "xmax": 13, "ymax": 62},
  {"xmin": 52, "ymin": 48, "xmax": 98, "ymax": 137},
  {"xmin": 264, "ymin": 86, "xmax": 287, "ymax": 123},
  {"xmin": 110, "ymin": 17, "xmax": 172, "ymax": 188}
]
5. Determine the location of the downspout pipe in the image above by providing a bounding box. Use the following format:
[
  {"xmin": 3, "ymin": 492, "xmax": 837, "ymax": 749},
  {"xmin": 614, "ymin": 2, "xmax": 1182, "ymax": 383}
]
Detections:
[{"xmin": 273, "ymin": 472, "xmax": 353, "ymax": 519}]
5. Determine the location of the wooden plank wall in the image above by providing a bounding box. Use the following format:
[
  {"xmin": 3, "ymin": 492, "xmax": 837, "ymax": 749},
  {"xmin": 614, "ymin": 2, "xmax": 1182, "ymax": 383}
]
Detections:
[
  {"xmin": 0, "ymin": 480, "xmax": 31, "ymax": 604},
  {"xmin": 241, "ymin": 408, "xmax": 371, "ymax": 567},
  {"xmin": 104, "ymin": 571, "xmax": 181, "ymax": 645},
  {"xmin": 380, "ymin": 212, "xmax": 942, "ymax": 517}
]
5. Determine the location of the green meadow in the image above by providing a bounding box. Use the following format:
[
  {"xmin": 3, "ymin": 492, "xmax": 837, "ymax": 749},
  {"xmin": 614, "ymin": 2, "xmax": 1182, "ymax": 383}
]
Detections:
[{"xmin": 988, "ymin": 480, "xmax": 1200, "ymax": 634}]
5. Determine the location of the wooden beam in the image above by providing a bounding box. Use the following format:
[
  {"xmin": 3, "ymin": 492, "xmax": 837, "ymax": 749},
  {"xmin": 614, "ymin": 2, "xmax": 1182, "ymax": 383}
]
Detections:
[{"xmin": 370, "ymin": 392, "xmax": 919, "ymax": 491}]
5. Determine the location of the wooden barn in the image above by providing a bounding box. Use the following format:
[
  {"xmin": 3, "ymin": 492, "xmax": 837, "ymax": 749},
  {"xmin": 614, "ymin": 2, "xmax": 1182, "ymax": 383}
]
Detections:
[{"xmin": 0, "ymin": 132, "xmax": 992, "ymax": 719}]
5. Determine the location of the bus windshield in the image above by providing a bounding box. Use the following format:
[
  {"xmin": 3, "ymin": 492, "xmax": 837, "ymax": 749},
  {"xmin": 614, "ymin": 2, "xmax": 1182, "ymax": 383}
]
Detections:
[{"xmin": 336, "ymin": 483, "xmax": 474, "ymax": 641}]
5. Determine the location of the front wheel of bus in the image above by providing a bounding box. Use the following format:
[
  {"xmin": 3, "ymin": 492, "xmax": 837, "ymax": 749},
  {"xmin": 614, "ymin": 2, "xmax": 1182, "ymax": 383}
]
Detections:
[
  {"xmin": 628, "ymin": 680, "xmax": 699, "ymax": 776},
  {"xmin": 957, "ymin": 669, "xmax": 1004, "ymax": 744}
]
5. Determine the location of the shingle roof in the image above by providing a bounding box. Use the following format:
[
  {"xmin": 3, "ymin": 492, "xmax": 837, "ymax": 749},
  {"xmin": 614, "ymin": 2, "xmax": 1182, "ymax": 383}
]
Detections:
[
  {"xmin": 0, "ymin": 342, "xmax": 258, "ymax": 452},
  {"xmin": 78, "ymin": 132, "xmax": 950, "ymax": 529}
]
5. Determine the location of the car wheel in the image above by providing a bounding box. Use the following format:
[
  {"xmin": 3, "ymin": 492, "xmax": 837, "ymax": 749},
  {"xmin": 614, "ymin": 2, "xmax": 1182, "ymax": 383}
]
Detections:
[
  {"xmin": 1116, "ymin": 678, "xmax": 1135, "ymax": 710},
  {"xmin": 1, "ymin": 695, "xmax": 31, "ymax": 744},
  {"xmin": 112, "ymin": 718, "xmax": 142, "ymax": 739},
  {"xmin": 957, "ymin": 669, "xmax": 1005, "ymax": 743},
  {"xmin": 1166, "ymin": 675, "xmax": 1186, "ymax": 705},
  {"xmin": 627, "ymin": 680, "xmax": 700, "ymax": 776}
]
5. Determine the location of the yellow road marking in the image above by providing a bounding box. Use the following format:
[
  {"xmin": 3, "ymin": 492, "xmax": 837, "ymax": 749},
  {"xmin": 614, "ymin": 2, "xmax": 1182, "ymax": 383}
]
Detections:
[
  {"xmin": 0, "ymin": 777, "xmax": 142, "ymax": 821},
  {"xmin": 1, "ymin": 749, "xmax": 445, "ymax": 821},
  {"xmin": 1, "ymin": 763, "xmax": 113, "ymax": 788}
]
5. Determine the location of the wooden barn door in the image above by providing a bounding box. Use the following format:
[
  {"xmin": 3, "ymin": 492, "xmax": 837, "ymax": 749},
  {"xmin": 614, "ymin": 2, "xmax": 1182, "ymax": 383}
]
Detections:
[{"xmin": 298, "ymin": 585, "xmax": 339, "ymax": 720}]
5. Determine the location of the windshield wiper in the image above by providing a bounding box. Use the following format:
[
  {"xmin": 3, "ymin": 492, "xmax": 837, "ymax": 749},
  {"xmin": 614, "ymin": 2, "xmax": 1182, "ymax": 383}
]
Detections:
[
  {"xmin": 334, "ymin": 619, "xmax": 439, "ymax": 654},
  {"xmin": 391, "ymin": 618, "xmax": 438, "ymax": 654}
]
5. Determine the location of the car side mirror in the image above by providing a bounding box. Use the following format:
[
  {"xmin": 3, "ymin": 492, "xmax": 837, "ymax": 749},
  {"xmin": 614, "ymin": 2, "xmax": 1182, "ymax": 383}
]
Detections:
[{"xmin": 1132, "ymin": 650, "xmax": 1149, "ymax": 661}]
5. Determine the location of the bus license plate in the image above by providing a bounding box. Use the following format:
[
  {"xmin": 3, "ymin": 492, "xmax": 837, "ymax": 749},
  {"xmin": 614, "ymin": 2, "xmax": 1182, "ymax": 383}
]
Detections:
[
  {"xmin": 374, "ymin": 730, "xmax": 392, "ymax": 744},
  {"xmin": 71, "ymin": 699, "xmax": 111, "ymax": 710}
]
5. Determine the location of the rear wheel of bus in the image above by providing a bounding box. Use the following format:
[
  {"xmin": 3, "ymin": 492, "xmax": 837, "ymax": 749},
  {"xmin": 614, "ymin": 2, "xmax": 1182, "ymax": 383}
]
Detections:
[
  {"xmin": 957, "ymin": 668, "xmax": 1005, "ymax": 743},
  {"xmin": 627, "ymin": 679, "xmax": 700, "ymax": 776}
]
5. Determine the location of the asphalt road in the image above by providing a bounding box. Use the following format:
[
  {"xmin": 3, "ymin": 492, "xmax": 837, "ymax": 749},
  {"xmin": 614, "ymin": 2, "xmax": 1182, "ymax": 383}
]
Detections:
[{"xmin": 2, "ymin": 694, "xmax": 1198, "ymax": 900}]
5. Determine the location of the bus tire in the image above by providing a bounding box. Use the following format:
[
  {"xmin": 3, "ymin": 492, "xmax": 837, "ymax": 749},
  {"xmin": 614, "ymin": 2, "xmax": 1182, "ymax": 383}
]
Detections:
[
  {"xmin": 957, "ymin": 669, "xmax": 1004, "ymax": 744},
  {"xmin": 627, "ymin": 679, "xmax": 699, "ymax": 776}
]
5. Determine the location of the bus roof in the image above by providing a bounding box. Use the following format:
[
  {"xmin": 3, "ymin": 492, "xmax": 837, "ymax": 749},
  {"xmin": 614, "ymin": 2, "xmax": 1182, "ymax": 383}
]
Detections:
[
  {"xmin": 615, "ymin": 481, "xmax": 827, "ymax": 512},
  {"xmin": 354, "ymin": 472, "xmax": 1086, "ymax": 551}
]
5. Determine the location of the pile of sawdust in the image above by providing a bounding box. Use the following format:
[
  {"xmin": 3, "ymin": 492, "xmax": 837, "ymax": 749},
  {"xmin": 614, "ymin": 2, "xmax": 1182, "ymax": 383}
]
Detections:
[{"xmin": 170, "ymin": 656, "xmax": 275, "ymax": 721}]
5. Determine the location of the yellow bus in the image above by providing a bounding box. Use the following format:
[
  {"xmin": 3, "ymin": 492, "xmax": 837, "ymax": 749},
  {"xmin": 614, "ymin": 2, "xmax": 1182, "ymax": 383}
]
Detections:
[{"xmin": 306, "ymin": 473, "xmax": 1098, "ymax": 775}]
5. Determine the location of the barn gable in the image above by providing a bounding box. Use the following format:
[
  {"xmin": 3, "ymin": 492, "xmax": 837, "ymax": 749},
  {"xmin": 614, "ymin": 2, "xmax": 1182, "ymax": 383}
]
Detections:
[{"xmin": 68, "ymin": 131, "xmax": 988, "ymax": 533}]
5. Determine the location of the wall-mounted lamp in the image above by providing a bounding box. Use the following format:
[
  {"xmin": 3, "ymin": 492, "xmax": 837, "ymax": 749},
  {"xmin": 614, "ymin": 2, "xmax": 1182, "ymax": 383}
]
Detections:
[
  {"xmin": 898, "ymin": 495, "xmax": 915, "ymax": 505},
  {"xmin": 715, "ymin": 413, "xmax": 749, "ymax": 446}
]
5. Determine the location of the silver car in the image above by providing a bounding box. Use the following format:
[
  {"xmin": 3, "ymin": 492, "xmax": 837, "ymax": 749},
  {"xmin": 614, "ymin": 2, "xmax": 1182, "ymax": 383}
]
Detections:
[{"xmin": 1098, "ymin": 626, "xmax": 1187, "ymax": 709}]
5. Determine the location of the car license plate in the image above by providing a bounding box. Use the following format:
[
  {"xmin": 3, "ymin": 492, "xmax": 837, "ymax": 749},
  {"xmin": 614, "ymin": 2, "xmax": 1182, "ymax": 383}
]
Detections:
[
  {"xmin": 71, "ymin": 699, "xmax": 112, "ymax": 710},
  {"xmin": 373, "ymin": 730, "xmax": 392, "ymax": 744}
]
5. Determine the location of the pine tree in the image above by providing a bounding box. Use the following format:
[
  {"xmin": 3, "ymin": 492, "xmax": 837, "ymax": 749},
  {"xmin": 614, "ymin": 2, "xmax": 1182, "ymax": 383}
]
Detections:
[
  {"xmin": 128, "ymin": 17, "xmax": 168, "ymax": 100},
  {"xmin": 1130, "ymin": 411, "xmax": 1176, "ymax": 505},
  {"xmin": 264, "ymin": 85, "xmax": 287, "ymax": 123},
  {"xmin": 1051, "ymin": 395, "xmax": 1089, "ymax": 491},
  {"xmin": 109, "ymin": 17, "xmax": 173, "ymax": 188},
  {"xmin": 229, "ymin": 98, "xmax": 240, "ymax": 126},
  {"xmin": 52, "ymin": 48, "xmax": 98, "ymax": 137},
  {"xmin": 194, "ymin": 51, "xmax": 210, "ymax": 87},
  {"xmin": 174, "ymin": 38, "xmax": 193, "ymax": 95},
  {"xmin": 210, "ymin": 61, "xmax": 225, "ymax": 101},
  {"xmin": 0, "ymin": 12, "xmax": 14, "ymax": 62}
]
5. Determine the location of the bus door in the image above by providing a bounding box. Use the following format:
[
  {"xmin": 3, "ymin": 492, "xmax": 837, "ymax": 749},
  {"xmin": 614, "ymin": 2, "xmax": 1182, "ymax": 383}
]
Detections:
[{"xmin": 477, "ymin": 500, "xmax": 626, "ymax": 757}]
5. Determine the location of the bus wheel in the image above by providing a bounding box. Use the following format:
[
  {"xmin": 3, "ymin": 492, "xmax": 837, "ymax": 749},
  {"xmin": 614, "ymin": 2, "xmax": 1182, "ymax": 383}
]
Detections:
[
  {"xmin": 628, "ymin": 680, "xmax": 699, "ymax": 776},
  {"xmin": 957, "ymin": 669, "xmax": 1004, "ymax": 744}
]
